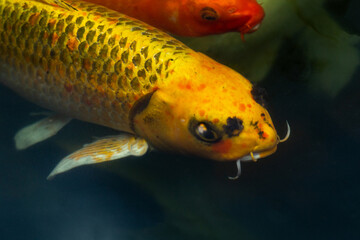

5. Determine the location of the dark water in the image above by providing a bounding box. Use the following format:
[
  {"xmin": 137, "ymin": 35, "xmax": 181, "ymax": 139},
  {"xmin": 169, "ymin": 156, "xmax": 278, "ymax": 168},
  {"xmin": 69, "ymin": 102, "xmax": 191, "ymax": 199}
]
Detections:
[{"xmin": 1, "ymin": 0, "xmax": 359, "ymax": 239}]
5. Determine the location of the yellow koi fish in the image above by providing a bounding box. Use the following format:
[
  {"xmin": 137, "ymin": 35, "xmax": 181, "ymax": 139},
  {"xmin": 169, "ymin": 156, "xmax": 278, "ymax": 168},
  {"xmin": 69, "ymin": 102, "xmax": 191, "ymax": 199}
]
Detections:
[{"xmin": 0, "ymin": 0, "xmax": 289, "ymax": 179}]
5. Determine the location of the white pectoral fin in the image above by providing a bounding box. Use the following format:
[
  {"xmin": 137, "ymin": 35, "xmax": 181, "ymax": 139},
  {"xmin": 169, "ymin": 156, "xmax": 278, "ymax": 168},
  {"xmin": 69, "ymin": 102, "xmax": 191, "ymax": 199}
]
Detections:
[
  {"xmin": 47, "ymin": 134, "xmax": 149, "ymax": 179},
  {"xmin": 14, "ymin": 114, "xmax": 72, "ymax": 150}
]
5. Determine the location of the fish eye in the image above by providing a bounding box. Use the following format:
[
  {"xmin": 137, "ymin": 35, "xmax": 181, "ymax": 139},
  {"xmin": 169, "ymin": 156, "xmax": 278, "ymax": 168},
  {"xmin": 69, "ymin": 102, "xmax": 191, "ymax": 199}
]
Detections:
[
  {"xmin": 189, "ymin": 119, "xmax": 222, "ymax": 143},
  {"xmin": 200, "ymin": 7, "xmax": 219, "ymax": 21}
]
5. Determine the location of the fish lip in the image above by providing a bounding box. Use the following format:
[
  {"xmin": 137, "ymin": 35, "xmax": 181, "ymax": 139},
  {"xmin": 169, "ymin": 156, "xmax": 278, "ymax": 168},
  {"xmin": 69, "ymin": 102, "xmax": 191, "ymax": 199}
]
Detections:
[
  {"xmin": 237, "ymin": 144, "xmax": 277, "ymax": 162},
  {"xmin": 236, "ymin": 121, "xmax": 290, "ymax": 162},
  {"xmin": 238, "ymin": 22, "xmax": 261, "ymax": 34},
  {"xmin": 247, "ymin": 23, "xmax": 261, "ymax": 33}
]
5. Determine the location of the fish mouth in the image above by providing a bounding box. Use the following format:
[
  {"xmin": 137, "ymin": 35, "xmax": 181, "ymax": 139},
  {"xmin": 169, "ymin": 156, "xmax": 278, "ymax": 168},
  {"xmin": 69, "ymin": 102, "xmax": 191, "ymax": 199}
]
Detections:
[
  {"xmin": 247, "ymin": 23, "xmax": 261, "ymax": 33},
  {"xmin": 238, "ymin": 22, "xmax": 261, "ymax": 41},
  {"xmin": 238, "ymin": 121, "xmax": 290, "ymax": 162},
  {"xmin": 237, "ymin": 144, "xmax": 278, "ymax": 162},
  {"xmin": 228, "ymin": 121, "xmax": 290, "ymax": 180},
  {"xmin": 238, "ymin": 23, "xmax": 261, "ymax": 34}
]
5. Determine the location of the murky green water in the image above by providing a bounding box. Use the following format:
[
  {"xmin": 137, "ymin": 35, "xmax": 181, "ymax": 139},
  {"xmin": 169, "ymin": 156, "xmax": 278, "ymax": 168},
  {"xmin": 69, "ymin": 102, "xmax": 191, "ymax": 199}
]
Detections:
[{"xmin": 1, "ymin": 0, "xmax": 359, "ymax": 239}]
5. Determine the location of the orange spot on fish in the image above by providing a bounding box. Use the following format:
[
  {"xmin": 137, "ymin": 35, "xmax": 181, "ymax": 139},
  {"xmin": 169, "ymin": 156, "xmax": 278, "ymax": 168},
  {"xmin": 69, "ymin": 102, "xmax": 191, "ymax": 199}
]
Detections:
[
  {"xmin": 213, "ymin": 118, "xmax": 219, "ymax": 124},
  {"xmin": 198, "ymin": 84, "xmax": 206, "ymax": 91},
  {"xmin": 58, "ymin": 65, "xmax": 66, "ymax": 78},
  {"xmin": 42, "ymin": 31, "xmax": 49, "ymax": 40},
  {"xmin": 241, "ymin": 143, "xmax": 248, "ymax": 148},
  {"xmin": 51, "ymin": 32, "xmax": 59, "ymax": 46},
  {"xmin": 83, "ymin": 58, "xmax": 92, "ymax": 70},
  {"xmin": 199, "ymin": 110, "xmax": 205, "ymax": 117},
  {"xmin": 128, "ymin": 63, "xmax": 134, "ymax": 70},
  {"xmin": 93, "ymin": 15, "xmax": 101, "ymax": 21},
  {"xmin": 178, "ymin": 81, "xmax": 192, "ymax": 90},
  {"xmin": 202, "ymin": 61, "xmax": 216, "ymax": 71},
  {"xmin": 212, "ymin": 139, "xmax": 232, "ymax": 154},
  {"xmin": 178, "ymin": 82, "xmax": 185, "ymax": 89},
  {"xmin": 48, "ymin": 19, "xmax": 56, "ymax": 28},
  {"xmin": 165, "ymin": 110, "xmax": 173, "ymax": 119},
  {"xmin": 29, "ymin": 13, "xmax": 40, "ymax": 26},
  {"xmin": 113, "ymin": 34, "xmax": 120, "ymax": 41},
  {"xmin": 262, "ymin": 132, "xmax": 269, "ymax": 139},
  {"xmin": 239, "ymin": 104, "xmax": 246, "ymax": 112},
  {"xmin": 66, "ymin": 37, "xmax": 78, "ymax": 51},
  {"xmin": 108, "ymin": 18, "xmax": 118, "ymax": 25},
  {"xmin": 247, "ymin": 104, "xmax": 252, "ymax": 108},
  {"xmin": 96, "ymin": 86, "xmax": 106, "ymax": 95}
]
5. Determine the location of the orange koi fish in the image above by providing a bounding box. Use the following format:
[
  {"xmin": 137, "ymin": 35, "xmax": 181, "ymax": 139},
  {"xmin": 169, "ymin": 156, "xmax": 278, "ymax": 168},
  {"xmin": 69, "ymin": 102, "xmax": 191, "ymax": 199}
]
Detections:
[
  {"xmin": 0, "ymin": 0, "xmax": 288, "ymax": 179},
  {"xmin": 83, "ymin": 0, "xmax": 265, "ymax": 36}
]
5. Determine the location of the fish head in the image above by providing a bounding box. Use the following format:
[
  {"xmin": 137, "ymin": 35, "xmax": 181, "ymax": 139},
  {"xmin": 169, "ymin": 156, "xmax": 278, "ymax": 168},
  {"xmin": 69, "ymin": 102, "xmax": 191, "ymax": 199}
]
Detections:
[
  {"xmin": 131, "ymin": 53, "xmax": 278, "ymax": 162},
  {"xmin": 185, "ymin": 0, "xmax": 265, "ymax": 35}
]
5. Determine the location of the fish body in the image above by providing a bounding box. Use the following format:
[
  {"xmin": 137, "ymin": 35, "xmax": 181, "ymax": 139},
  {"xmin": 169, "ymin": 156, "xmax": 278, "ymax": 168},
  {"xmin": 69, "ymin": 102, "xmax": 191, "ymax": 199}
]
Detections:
[
  {"xmin": 82, "ymin": 0, "xmax": 265, "ymax": 36},
  {"xmin": 0, "ymin": 0, "xmax": 279, "ymax": 176},
  {"xmin": 1, "ymin": 0, "xmax": 188, "ymax": 133}
]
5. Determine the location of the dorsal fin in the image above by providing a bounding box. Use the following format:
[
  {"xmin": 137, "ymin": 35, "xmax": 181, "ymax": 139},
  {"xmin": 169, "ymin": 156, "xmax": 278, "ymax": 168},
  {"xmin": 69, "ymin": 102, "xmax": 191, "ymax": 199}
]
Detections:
[{"xmin": 38, "ymin": 0, "xmax": 78, "ymax": 11}]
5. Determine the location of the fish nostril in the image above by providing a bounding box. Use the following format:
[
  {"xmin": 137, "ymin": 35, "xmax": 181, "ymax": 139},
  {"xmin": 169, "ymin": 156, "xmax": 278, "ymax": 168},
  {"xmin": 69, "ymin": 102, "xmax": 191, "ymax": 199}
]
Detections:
[
  {"xmin": 251, "ymin": 85, "xmax": 267, "ymax": 107},
  {"xmin": 227, "ymin": 7, "xmax": 237, "ymax": 14}
]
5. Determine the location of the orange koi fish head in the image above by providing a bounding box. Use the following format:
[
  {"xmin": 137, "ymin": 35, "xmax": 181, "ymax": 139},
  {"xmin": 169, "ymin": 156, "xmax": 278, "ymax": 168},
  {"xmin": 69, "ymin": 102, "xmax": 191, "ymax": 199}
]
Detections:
[
  {"xmin": 131, "ymin": 53, "xmax": 279, "ymax": 162},
  {"xmin": 183, "ymin": 0, "xmax": 265, "ymax": 36}
]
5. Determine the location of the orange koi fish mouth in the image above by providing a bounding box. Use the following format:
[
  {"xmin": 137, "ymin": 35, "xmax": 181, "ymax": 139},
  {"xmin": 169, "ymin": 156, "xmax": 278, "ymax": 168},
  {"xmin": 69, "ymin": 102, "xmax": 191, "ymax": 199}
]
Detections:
[
  {"xmin": 239, "ymin": 22, "xmax": 261, "ymax": 41},
  {"xmin": 238, "ymin": 22, "xmax": 261, "ymax": 34}
]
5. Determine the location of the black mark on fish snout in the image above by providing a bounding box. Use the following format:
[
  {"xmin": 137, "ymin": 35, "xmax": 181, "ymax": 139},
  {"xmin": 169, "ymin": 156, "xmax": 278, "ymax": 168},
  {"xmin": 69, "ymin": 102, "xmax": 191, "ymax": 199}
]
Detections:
[
  {"xmin": 223, "ymin": 117, "xmax": 243, "ymax": 137},
  {"xmin": 251, "ymin": 85, "xmax": 267, "ymax": 107}
]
